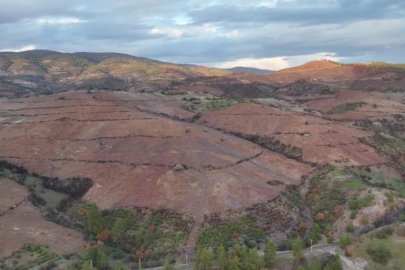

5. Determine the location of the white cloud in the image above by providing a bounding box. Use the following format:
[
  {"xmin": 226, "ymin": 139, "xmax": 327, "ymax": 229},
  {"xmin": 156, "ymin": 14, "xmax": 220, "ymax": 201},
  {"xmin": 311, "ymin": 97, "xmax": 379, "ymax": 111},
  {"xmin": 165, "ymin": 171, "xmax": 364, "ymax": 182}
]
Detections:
[
  {"xmin": 285, "ymin": 52, "xmax": 342, "ymax": 67},
  {"xmin": 0, "ymin": 45, "xmax": 36, "ymax": 52},
  {"xmin": 212, "ymin": 52, "xmax": 342, "ymax": 71},
  {"xmin": 214, "ymin": 57, "xmax": 289, "ymax": 70},
  {"xmin": 150, "ymin": 28, "xmax": 186, "ymax": 38},
  {"xmin": 36, "ymin": 17, "xmax": 87, "ymax": 25},
  {"xmin": 223, "ymin": 30, "xmax": 241, "ymax": 38}
]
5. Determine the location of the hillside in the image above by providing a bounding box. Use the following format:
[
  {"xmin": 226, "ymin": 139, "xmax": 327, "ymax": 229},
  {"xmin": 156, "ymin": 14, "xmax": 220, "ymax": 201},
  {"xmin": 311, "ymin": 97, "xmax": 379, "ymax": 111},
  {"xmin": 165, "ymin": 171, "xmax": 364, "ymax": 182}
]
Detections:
[
  {"xmin": 0, "ymin": 50, "xmax": 231, "ymax": 98},
  {"xmin": 1, "ymin": 56, "xmax": 405, "ymax": 270}
]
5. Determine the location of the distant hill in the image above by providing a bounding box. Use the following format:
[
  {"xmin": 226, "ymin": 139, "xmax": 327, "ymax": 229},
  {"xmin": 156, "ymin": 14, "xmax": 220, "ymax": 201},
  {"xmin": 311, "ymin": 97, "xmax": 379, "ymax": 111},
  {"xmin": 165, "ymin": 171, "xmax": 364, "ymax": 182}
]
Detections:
[
  {"xmin": 225, "ymin": 66, "xmax": 274, "ymax": 74},
  {"xmin": 0, "ymin": 50, "xmax": 231, "ymax": 97}
]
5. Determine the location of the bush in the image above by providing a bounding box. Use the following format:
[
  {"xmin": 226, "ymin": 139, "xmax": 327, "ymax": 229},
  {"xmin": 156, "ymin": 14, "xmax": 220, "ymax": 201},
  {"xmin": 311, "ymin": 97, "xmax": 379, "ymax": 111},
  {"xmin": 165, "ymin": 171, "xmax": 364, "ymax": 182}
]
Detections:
[
  {"xmin": 339, "ymin": 234, "xmax": 353, "ymax": 249},
  {"xmin": 346, "ymin": 222, "xmax": 355, "ymax": 233},
  {"xmin": 350, "ymin": 211, "xmax": 357, "ymax": 220},
  {"xmin": 366, "ymin": 244, "xmax": 392, "ymax": 265},
  {"xmin": 361, "ymin": 217, "xmax": 369, "ymax": 225},
  {"xmin": 327, "ymin": 236, "xmax": 334, "ymax": 243}
]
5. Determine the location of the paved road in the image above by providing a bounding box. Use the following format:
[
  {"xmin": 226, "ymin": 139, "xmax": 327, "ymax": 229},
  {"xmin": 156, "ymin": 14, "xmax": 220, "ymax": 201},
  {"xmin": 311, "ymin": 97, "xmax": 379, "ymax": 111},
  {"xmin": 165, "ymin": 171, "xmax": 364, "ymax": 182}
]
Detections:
[{"xmin": 144, "ymin": 242, "xmax": 342, "ymax": 270}]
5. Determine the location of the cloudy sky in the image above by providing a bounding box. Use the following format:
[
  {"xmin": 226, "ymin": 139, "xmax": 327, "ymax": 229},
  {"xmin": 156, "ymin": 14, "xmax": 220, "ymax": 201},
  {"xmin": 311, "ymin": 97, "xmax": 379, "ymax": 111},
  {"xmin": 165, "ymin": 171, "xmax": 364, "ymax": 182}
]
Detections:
[{"xmin": 1, "ymin": 0, "xmax": 405, "ymax": 70}]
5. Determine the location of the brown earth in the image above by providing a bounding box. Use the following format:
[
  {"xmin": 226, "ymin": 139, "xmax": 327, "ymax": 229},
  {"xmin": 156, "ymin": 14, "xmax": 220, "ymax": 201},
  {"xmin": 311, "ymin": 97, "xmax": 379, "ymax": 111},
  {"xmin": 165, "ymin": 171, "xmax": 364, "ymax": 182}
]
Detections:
[
  {"xmin": 197, "ymin": 103, "xmax": 386, "ymax": 166},
  {"xmin": 306, "ymin": 91, "xmax": 405, "ymax": 121},
  {"xmin": 0, "ymin": 91, "xmax": 311, "ymax": 216},
  {"xmin": 0, "ymin": 178, "xmax": 85, "ymax": 258}
]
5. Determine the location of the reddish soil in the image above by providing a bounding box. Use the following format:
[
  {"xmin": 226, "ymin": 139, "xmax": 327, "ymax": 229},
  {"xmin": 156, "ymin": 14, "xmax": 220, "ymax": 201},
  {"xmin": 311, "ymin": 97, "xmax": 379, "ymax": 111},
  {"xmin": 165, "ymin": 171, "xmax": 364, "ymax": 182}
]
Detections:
[
  {"xmin": 0, "ymin": 91, "xmax": 311, "ymax": 216},
  {"xmin": 197, "ymin": 103, "xmax": 386, "ymax": 166},
  {"xmin": 0, "ymin": 178, "xmax": 85, "ymax": 258},
  {"xmin": 306, "ymin": 91, "xmax": 405, "ymax": 121}
]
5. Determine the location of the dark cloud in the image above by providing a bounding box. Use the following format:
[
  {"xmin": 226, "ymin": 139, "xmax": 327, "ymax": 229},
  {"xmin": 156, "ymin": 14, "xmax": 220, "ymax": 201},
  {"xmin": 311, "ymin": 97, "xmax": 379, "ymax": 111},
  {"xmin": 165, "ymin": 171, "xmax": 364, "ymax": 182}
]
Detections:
[{"xmin": 1, "ymin": 0, "xmax": 405, "ymax": 67}]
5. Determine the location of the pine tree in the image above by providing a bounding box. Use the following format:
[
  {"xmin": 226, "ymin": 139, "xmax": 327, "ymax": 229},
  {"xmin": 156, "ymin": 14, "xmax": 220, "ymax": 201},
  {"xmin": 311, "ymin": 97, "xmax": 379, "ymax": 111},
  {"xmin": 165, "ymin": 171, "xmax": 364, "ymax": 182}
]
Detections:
[
  {"xmin": 242, "ymin": 249, "xmax": 263, "ymax": 270},
  {"xmin": 292, "ymin": 236, "xmax": 305, "ymax": 261},
  {"xmin": 87, "ymin": 204, "xmax": 104, "ymax": 235},
  {"xmin": 195, "ymin": 248, "xmax": 214, "ymax": 270},
  {"xmin": 308, "ymin": 257, "xmax": 321, "ymax": 270},
  {"xmin": 263, "ymin": 239, "xmax": 277, "ymax": 268},
  {"xmin": 112, "ymin": 218, "xmax": 127, "ymax": 243},
  {"xmin": 81, "ymin": 261, "xmax": 92, "ymax": 270},
  {"xmin": 228, "ymin": 257, "xmax": 241, "ymax": 270},
  {"xmin": 163, "ymin": 258, "xmax": 172, "ymax": 270},
  {"xmin": 309, "ymin": 223, "xmax": 322, "ymax": 244},
  {"xmin": 216, "ymin": 245, "xmax": 229, "ymax": 270}
]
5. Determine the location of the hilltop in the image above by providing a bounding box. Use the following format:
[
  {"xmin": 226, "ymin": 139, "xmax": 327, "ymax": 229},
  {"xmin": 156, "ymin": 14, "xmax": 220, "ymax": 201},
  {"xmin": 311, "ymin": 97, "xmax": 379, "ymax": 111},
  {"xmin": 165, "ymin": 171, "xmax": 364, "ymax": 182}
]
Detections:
[{"xmin": 0, "ymin": 50, "xmax": 230, "ymax": 98}]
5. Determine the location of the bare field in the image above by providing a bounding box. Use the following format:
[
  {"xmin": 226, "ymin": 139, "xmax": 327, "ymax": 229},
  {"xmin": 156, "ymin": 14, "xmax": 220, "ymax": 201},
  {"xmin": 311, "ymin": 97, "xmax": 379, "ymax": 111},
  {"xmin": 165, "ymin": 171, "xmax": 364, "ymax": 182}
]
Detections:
[
  {"xmin": 197, "ymin": 103, "xmax": 386, "ymax": 166},
  {"xmin": 0, "ymin": 178, "xmax": 84, "ymax": 258}
]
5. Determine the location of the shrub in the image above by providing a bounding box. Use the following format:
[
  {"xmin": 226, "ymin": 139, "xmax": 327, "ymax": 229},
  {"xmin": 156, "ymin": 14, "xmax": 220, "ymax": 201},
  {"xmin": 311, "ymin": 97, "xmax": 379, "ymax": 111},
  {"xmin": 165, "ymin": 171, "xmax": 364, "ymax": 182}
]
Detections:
[
  {"xmin": 346, "ymin": 222, "xmax": 355, "ymax": 233},
  {"xmin": 385, "ymin": 192, "xmax": 394, "ymax": 203},
  {"xmin": 327, "ymin": 236, "xmax": 334, "ymax": 243},
  {"xmin": 361, "ymin": 217, "xmax": 369, "ymax": 225},
  {"xmin": 366, "ymin": 244, "xmax": 392, "ymax": 265},
  {"xmin": 350, "ymin": 211, "xmax": 357, "ymax": 220},
  {"xmin": 339, "ymin": 234, "xmax": 353, "ymax": 249}
]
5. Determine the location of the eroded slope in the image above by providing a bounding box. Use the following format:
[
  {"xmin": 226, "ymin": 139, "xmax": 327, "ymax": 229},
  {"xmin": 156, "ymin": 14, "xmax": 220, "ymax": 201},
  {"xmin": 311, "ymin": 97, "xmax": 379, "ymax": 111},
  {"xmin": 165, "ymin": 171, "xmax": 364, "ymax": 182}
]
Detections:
[
  {"xmin": 0, "ymin": 91, "xmax": 311, "ymax": 216},
  {"xmin": 197, "ymin": 103, "xmax": 386, "ymax": 166}
]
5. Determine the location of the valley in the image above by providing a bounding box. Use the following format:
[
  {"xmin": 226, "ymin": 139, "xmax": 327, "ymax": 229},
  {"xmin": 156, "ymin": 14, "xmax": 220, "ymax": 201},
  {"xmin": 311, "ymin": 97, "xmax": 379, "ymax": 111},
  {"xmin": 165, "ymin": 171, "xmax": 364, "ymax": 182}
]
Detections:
[{"xmin": 1, "ymin": 52, "xmax": 405, "ymax": 270}]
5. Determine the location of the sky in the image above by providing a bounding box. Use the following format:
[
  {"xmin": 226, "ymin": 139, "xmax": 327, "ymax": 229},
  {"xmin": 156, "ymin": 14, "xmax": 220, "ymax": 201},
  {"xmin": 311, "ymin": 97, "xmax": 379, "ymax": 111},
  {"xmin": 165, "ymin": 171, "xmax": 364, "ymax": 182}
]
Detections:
[{"xmin": 1, "ymin": 0, "xmax": 405, "ymax": 70}]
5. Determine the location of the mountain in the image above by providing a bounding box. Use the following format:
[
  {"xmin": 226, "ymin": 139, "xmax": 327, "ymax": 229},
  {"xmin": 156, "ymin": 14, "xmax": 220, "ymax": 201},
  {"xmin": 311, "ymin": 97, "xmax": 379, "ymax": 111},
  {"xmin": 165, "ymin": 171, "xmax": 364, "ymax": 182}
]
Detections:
[
  {"xmin": 0, "ymin": 50, "xmax": 231, "ymax": 98},
  {"xmin": 2, "ymin": 53, "xmax": 405, "ymax": 269},
  {"xmin": 225, "ymin": 66, "xmax": 274, "ymax": 74}
]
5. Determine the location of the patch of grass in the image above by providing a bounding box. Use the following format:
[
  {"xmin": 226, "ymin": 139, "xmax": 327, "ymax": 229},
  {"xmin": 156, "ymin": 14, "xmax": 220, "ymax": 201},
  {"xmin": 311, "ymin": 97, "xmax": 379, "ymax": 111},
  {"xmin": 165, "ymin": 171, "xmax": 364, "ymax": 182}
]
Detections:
[
  {"xmin": 0, "ymin": 165, "xmax": 67, "ymax": 209},
  {"xmin": 355, "ymin": 234, "xmax": 405, "ymax": 270},
  {"xmin": 183, "ymin": 98, "xmax": 239, "ymax": 113},
  {"xmin": 327, "ymin": 102, "xmax": 367, "ymax": 115},
  {"xmin": 338, "ymin": 178, "xmax": 368, "ymax": 190}
]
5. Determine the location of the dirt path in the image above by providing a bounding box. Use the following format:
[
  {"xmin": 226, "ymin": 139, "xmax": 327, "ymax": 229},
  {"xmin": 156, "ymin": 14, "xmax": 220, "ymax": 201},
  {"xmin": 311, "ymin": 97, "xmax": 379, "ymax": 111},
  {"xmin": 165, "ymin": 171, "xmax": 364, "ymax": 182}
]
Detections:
[{"xmin": 185, "ymin": 173, "xmax": 214, "ymax": 256}]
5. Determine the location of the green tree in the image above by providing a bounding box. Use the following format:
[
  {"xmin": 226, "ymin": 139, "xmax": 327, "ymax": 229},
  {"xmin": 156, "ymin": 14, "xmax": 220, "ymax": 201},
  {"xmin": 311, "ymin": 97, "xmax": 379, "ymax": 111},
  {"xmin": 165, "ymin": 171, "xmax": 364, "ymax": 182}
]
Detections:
[
  {"xmin": 292, "ymin": 236, "xmax": 305, "ymax": 261},
  {"xmin": 242, "ymin": 249, "xmax": 263, "ymax": 270},
  {"xmin": 81, "ymin": 261, "xmax": 93, "ymax": 270},
  {"xmin": 163, "ymin": 258, "xmax": 172, "ymax": 270},
  {"xmin": 87, "ymin": 246, "xmax": 108, "ymax": 269},
  {"xmin": 112, "ymin": 218, "xmax": 127, "ymax": 243},
  {"xmin": 308, "ymin": 257, "xmax": 321, "ymax": 270},
  {"xmin": 195, "ymin": 248, "xmax": 214, "ymax": 270},
  {"xmin": 296, "ymin": 266, "xmax": 306, "ymax": 270},
  {"xmin": 263, "ymin": 239, "xmax": 277, "ymax": 268},
  {"xmin": 216, "ymin": 245, "xmax": 229, "ymax": 270},
  {"xmin": 339, "ymin": 234, "xmax": 353, "ymax": 249},
  {"xmin": 309, "ymin": 223, "xmax": 322, "ymax": 244},
  {"xmin": 346, "ymin": 222, "xmax": 355, "ymax": 233},
  {"xmin": 228, "ymin": 257, "xmax": 241, "ymax": 270},
  {"xmin": 87, "ymin": 204, "xmax": 104, "ymax": 235}
]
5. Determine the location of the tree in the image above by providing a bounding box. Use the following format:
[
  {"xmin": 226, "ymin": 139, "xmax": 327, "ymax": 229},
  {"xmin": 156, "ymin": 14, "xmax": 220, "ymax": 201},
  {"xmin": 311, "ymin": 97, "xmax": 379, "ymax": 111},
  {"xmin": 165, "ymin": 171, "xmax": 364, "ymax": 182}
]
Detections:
[
  {"xmin": 228, "ymin": 257, "xmax": 241, "ymax": 270},
  {"xmin": 292, "ymin": 236, "xmax": 305, "ymax": 261},
  {"xmin": 242, "ymin": 249, "xmax": 263, "ymax": 270},
  {"xmin": 309, "ymin": 223, "xmax": 322, "ymax": 244},
  {"xmin": 346, "ymin": 222, "xmax": 355, "ymax": 233},
  {"xmin": 339, "ymin": 234, "xmax": 353, "ymax": 250},
  {"xmin": 87, "ymin": 204, "xmax": 104, "ymax": 235},
  {"xmin": 81, "ymin": 261, "xmax": 93, "ymax": 270},
  {"xmin": 216, "ymin": 245, "xmax": 229, "ymax": 270},
  {"xmin": 112, "ymin": 218, "xmax": 127, "ymax": 243},
  {"xmin": 308, "ymin": 257, "xmax": 321, "ymax": 270},
  {"xmin": 296, "ymin": 266, "xmax": 306, "ymax": 270},
  {"xmin": 163, "ymin": 258, "xmax": 172, "ymax": 270},
  {"xmin": 263, "ymin": 239, "xmax": 277, "ymax": 268},
  {"xmin": 195, "ymin": 248, "xmax": 214, "ymax": 270},
  {"xmin": 88, "ymin": 246, "xmax": 108, "ymax": 269},
  {"xmin": 366, "ymin": 244, "xmax": 392, "ymax": 265}
]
